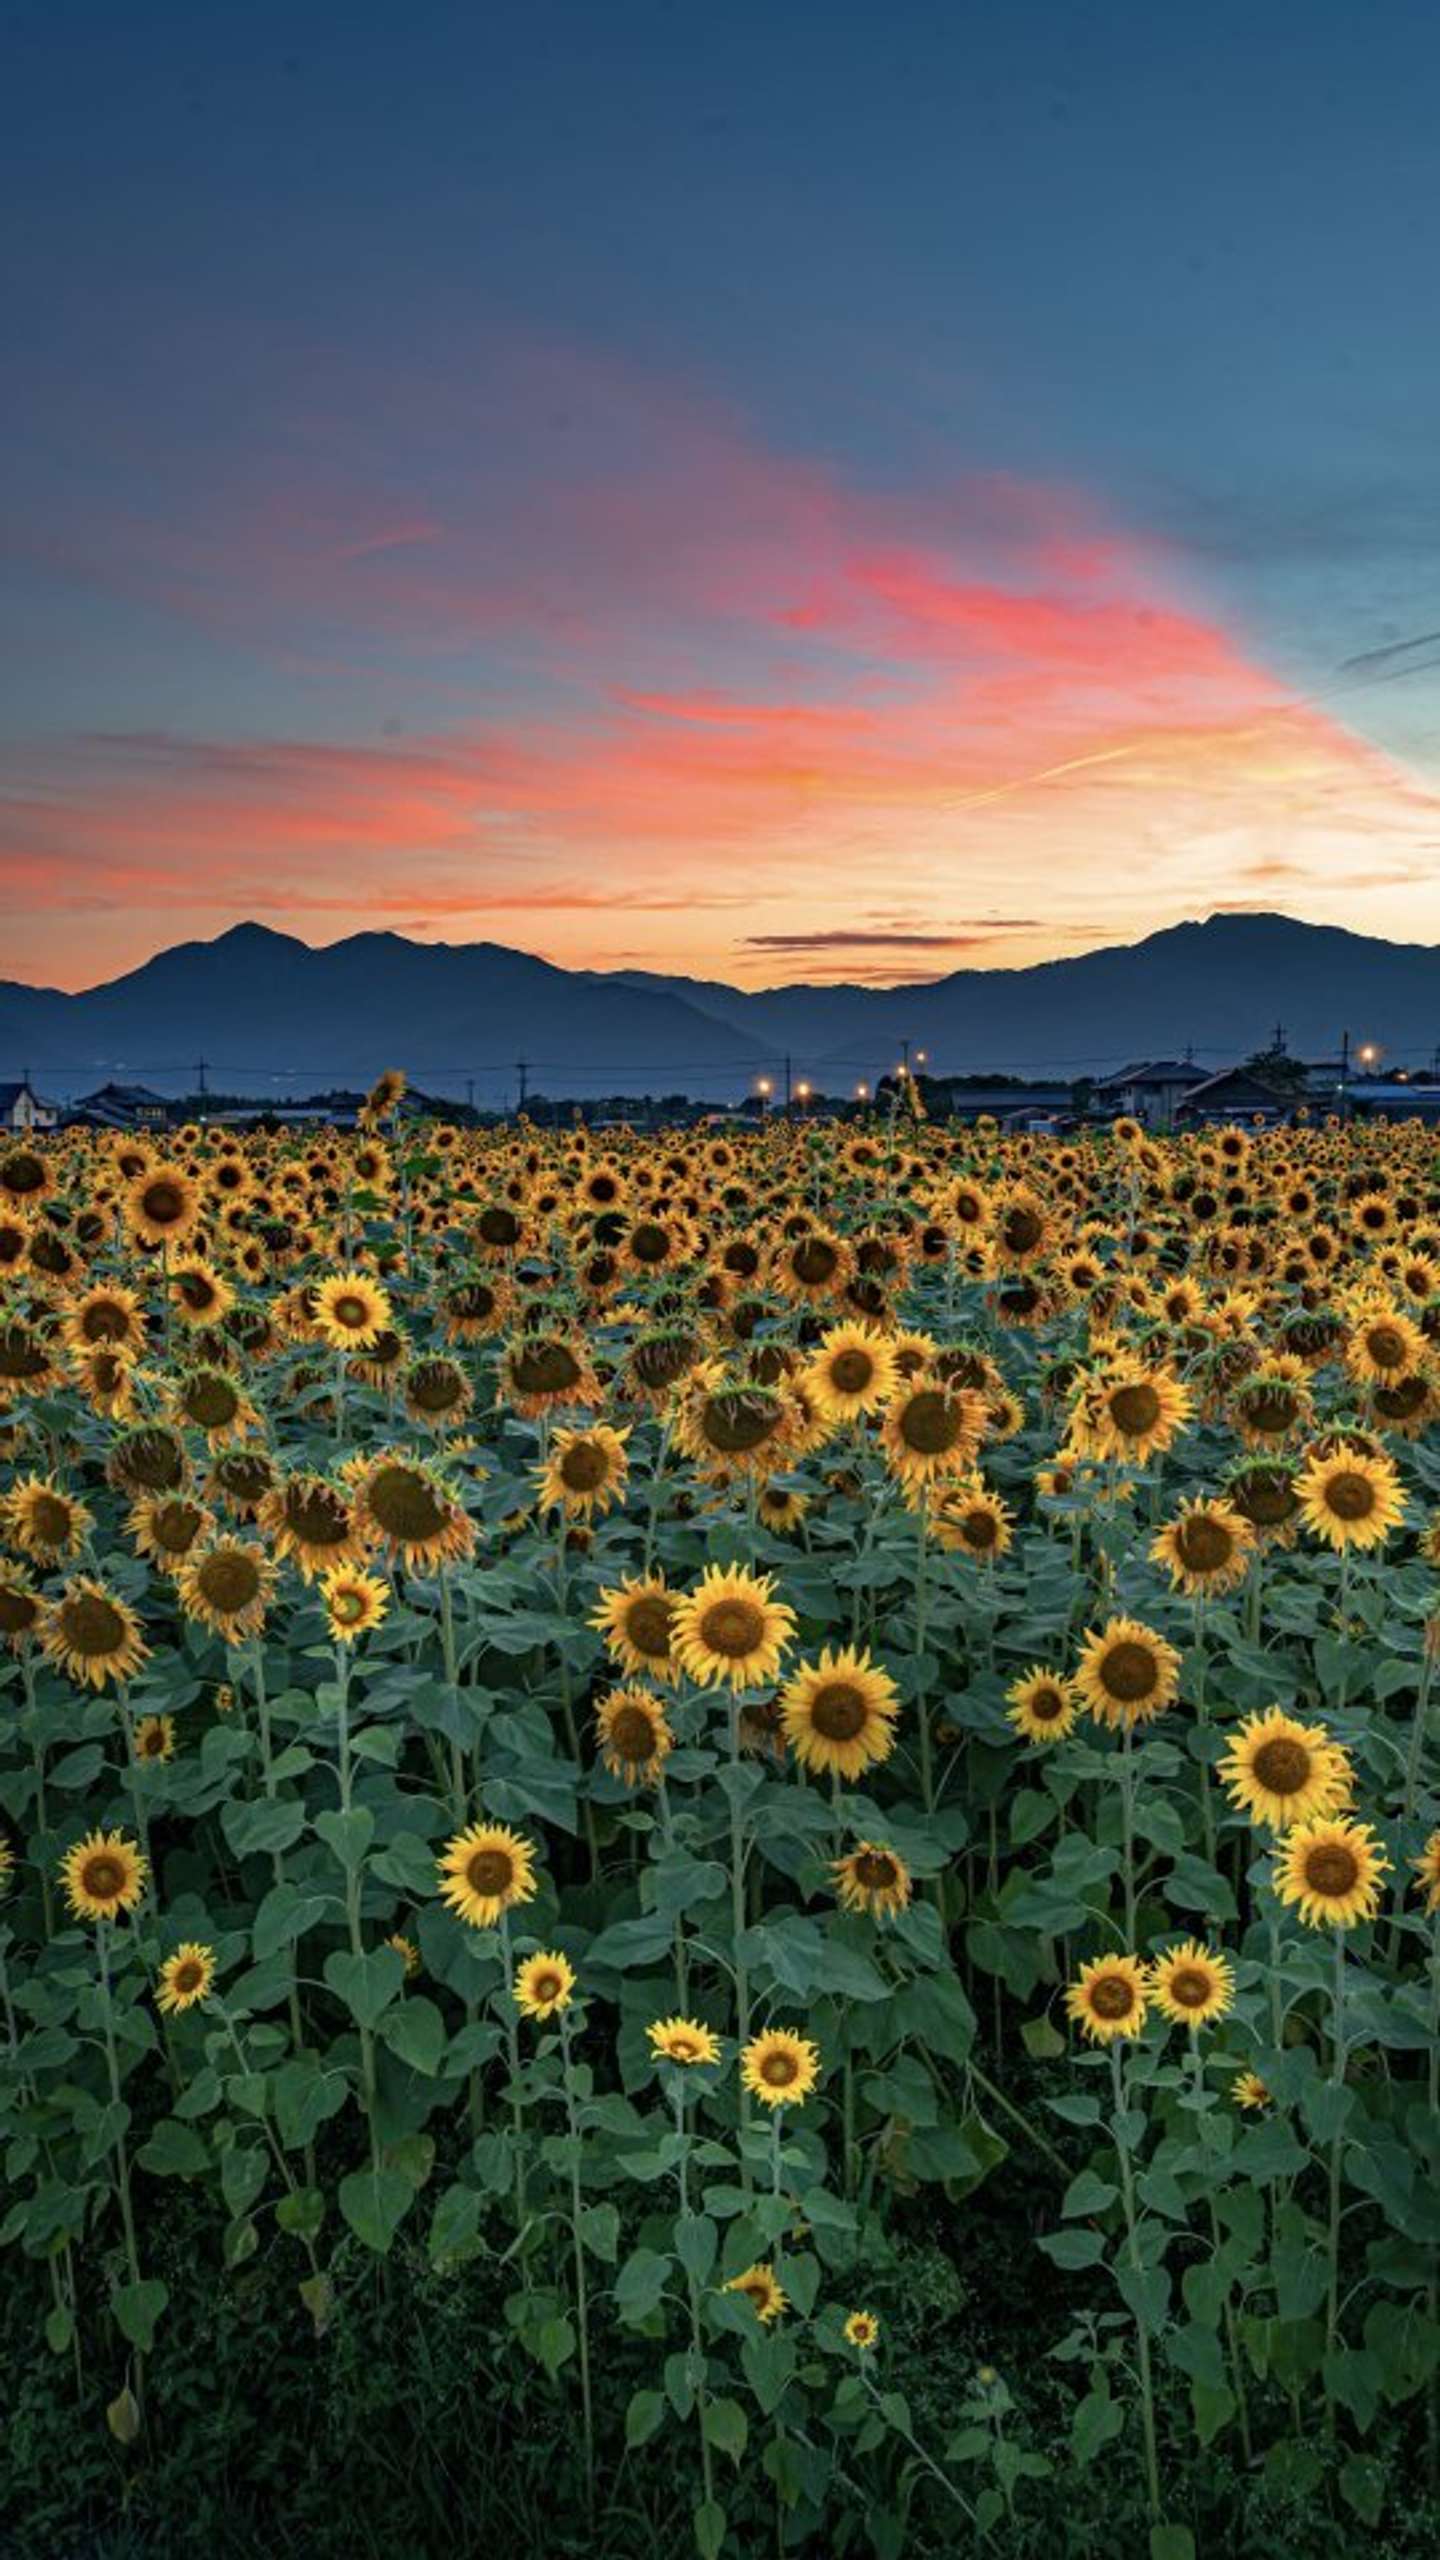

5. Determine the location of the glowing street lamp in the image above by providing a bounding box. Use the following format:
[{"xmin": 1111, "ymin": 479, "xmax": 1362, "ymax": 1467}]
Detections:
[{"xmin": 855, "ymin": 1080, "xmax": 869, "ymax": 1102}]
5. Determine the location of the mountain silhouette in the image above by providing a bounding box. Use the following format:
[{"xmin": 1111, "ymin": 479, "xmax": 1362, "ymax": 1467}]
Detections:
[{"xmin": 3, "ymin": 913, "xmax": 1436, "ymax": 1105}]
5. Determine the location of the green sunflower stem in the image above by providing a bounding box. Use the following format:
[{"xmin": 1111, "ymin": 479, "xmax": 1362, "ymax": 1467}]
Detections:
[
  {"xmin": 1109, "ymin": 2040, "xmax": 1161, "ymax": 2525},
  {"xmin": 1323, "ymin": 1925, "xmax": 1347, "ymax": 2443},
  {"xmin": 675, "ymin": 2085, "xmax": 716, "ymax": 2516},
  {"xmin": 97, "ymin": 1921, "xmax": 146, "ymax": 2401},
  {"xmin": 1119, "ymin": 1721, "xmax": 1138, "ymax": 1945},
  {"xmin": 728, "ymin": 1703, "xmax": 753, "ymax": 2190},
  {"xmin": 500, "ymin": 1910, "xmax": 529, "ymax": 2255},
  {"xmin": 914, "ymin": 1500, "xmax": 935, "ymax": 1826},
  {"xmin": 334, "ymin": 1644, "xmax": 380, "ymax": 2171},
  {"xmin": 559, "ymin": 2008, "xmax": 595, "ymax": 2520}
]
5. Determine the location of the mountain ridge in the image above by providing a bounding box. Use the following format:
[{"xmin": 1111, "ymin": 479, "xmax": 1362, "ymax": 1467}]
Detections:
[{"xmin": 4, "ymin": 913, "xmax": 1438, "ymax": 1103}]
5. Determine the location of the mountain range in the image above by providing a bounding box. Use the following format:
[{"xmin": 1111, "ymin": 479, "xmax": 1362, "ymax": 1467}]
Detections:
[{"xmin": 4, "ymin": 913, "xmax": 1438, "ymax": 1105}]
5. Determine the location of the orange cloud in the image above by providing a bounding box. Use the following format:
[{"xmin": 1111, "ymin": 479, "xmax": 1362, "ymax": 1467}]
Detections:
[{"xmin": 3, "ymin": 362, "xmax": 1438, "ymax": 990}]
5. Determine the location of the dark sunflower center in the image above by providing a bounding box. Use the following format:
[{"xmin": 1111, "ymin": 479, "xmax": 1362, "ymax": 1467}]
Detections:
[
  {"xmin": 960, "ymin": 1509, "xmax": 998, "ymax": 1550},
  {"xmin": 1177, "ymin": 1516, "xmax": 1233, "ymax": 1571},
  {"xmin": 809, "ymin": 1682, "xmax": 867, "ymax": 1741},
  {"xmin": 1100, "ymin": 1641, "xmax": 1159, "ymax": 1703},
  {"xmin": 1002, "ymin": 1206, "xmax": 1042, "ymax": 1254},
  {"xmin": 449, "ymin": 1284, "xmax": 496, "ymax": 1320},
  {"xmin": 604, "ymin": 1611, "xmax": 666, "ymax": 1686},
  {"xmin": 331, "ymin": 1295, "xmax": 371, "ymax": 1329},
  {"xmin": 152, "ymin": 1502, "xmax": 204, "ymax": 1553},
  {"xmin": 512, "ymin": 1341, "xmax": 581, "ymax": 1395},
  {"xmin": 61, "ymin": 1594, "xmax": 126, "ymax": 1656},
  {"xmin": 0, "ymin": 1326, "xmax": 47, "ymax": 1380},
  {"xmin": 286, "ymin": 1486, "xmax": 351, "ymax": 1546},
  {"xmin": 630, "ymin": 1221, "xmax": 671, "ymax": 1264},
  {"xmin": 478, "ymin": 1207, "xmax": 522, "ymax": 1247},
  {"xmin": 793, "ymin": 1239, "xmax": 839, "ymax": 1284},
  {"xmin": 700, "ymin": 1393, "xmax": 782, "ymax": 1454},
  {"xmin": 1366, "ymin": 1325, "xmax": 1408, "ymax": 1371},
  {"xmin": 409, "ymin": 1362, "xmax": 465, "ymax": 1411},
  {"xmin": 1304, "ymin": 1844, "xmax": 1359, "ymax": 1897},
  {"xmin": 1167, "ymin": 1967, "xmax": 1212, "ymax": 2010},
  {"xmin": 178, "ymin": 1272, "xmax": 218, "ymax": 1310},
  {"xmin": 1089, "ymin": 1974, "xmax": 1136, "ymax": 2020},
  {"xmin": 853, "ymin": 1850, "xmax": 899, "ymax": 1889},
  {"xmin": 829, "ymin": 1349, "xmax": 874, "ymax": 1395},
  {"xmin": 82, "ymin": 1855, "xmax": 125, "ymax": 1899},
  {"xmin": 560, "ymin": 1441, "xmax": 610, "ymax": 1492},
  {"xmin": 368, "ymin": 1466, "xmax": 448, "ymax": 1541},
  {"xmin": 199, "ymin": 1551, "xmax": 262, "ymax": 1612},
  {"xmin": 1109, "ymin": 1382, "xmax": 1161, "ymax": 1435},
  {"xmin": 142, "ymin": 1181, "xmax": 186, "ymax": 1225},
  {"xmin": 465, "ymin": 1849, "xmax": 514, "ymax": 1896},
  {"xmin": 760, "ymin": 2050, "xmax": 799, "ymax": 2087},
  {"xmin": 0, "ymin": 1583, "xmax": 38, "ymax": 1633},
  {"xmin": 1377, "ymin": 1379, "xmax": 1427, "ymax": 1417},
  {"xmin": 2, "ymin": 1151, "xmax": 46, "ymax": 1194},
  {"xmin": 173, "ymin": 1960, "xmax": 204, "ymax": 1992},
  {"xmin": 609, "ymin": 1704, "xmax": 658, "ymax": 1761},
  {"xmin": 183, "ymin": 1375, "xmax": 239, "ymax": 1429},
  {"xmin": 633, "ymin": 1335, "xmax": 697, "ymax": 1388},
  {"xmin": 1325, "ymin": 1471, "xmax": 1375, "ymax": 1521},
  {"xmin": 898, "ymin": 1389, "xmax": 962, "ymax": 1456},
  {"xmin": 28, "ymin": 1494, "xmax": 72, "ymax": 1546},
  {"xmin": 1028, "ymin": 1685, "xmax": 1065, "ymax": 1721},
  {"xmin": 217, "ymin": 1453, "xmax": 272, "ymax": 1501},
  {"xmin": 531, "ymin": 1971, "xmax": 563, "ymax": 2002},
  {"xmin": 1233, "ymin": 1470, "xmax": 1296, "ymax": 1526},
  {"xmin": 698, "ymin": 1599, "xmax": 765, "ymax": 1658},
  {"xmin": 1244, "ymin": 1391, "xmax": 1297, "ymax": 1432},
  {"xmin": 82, "ymin": 1299, "xmax": 131, "ymax": 1341},
  {"xmin": 1251, "ymin": 1736, "xmax": 1310, "ymax": 1795}
]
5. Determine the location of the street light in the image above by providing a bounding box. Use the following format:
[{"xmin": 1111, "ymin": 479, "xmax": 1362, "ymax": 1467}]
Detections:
[
  {"xmin": 1357, "ymin": 1042, "xmax": 1380, "ymax": 1070},
  {"xmin": 855, "ymin": 1080, "xmax": 869, "ymax": 1102}
]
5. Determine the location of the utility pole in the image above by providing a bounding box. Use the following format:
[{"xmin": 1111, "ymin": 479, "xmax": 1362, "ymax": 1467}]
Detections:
[
  {"xmin": 900, "ymin": 1037, "xmax": 911, "ymax": 1074},
  {"xmin": 194, "ymin": 1057, "xmax": 209, "ymax": 1121},
  {"xmin": 783, "ymin": 1053, "xmax": 792, "ymax": 1111},
  {"xmin": 516, "ymin": 1058, "xmax": 529, "ymax": 1114},
  {"xmin": 1271, "ymin": 1021, "xmax": 1286, "ymax": 1054},
  {"xmin": 1340, "ymin": 1028, "xmax": 1350, "ymax": 1121}
]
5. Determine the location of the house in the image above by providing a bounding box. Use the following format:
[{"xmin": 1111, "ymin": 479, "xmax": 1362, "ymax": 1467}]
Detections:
[
  {"xmin": 0, "ymin": 1078, "xmax": 60, "ymax": 1131},
  {"xmin": 1346, "ymin": 1078, "xmax": 1440, "ymax": 1122},
  {"xmin": 67, "ymin": 1082, "xmax": 172, "ymax": 1130},
  {"xmin": 1173, "ymin": 1066, "xmax": 1297, "ymax": 1126},
  {"xmin": 1095, "ymin": 1059, "xmax": 1207, "ymax": 1130}
]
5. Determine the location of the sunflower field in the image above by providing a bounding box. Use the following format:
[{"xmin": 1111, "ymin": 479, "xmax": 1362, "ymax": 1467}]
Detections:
[{"xmin": 5, "ymin": 1089, "xmax": 1440, "ymax": 2557}]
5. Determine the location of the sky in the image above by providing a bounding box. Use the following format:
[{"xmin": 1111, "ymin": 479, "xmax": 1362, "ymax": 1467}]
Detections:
[{"xmin": 4, "ymin": 0, "xmax": 1440, "ymax": 993}]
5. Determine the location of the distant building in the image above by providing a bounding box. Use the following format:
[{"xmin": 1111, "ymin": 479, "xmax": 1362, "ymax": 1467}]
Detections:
[
  {"xmin": 67, "ymin": 1082, "xmax": 172, "ymax": 1130},
  {"xmin": 1095, "ymin": 1059, "xmax": 1206, "ymax": 1130},
  {"xmin": 1346, "ymin": 1078, "xmax": 1440, "ymax": 1122},
  {"xmin": 1173, "ymin": 1066, "xmax": 1296, "ymax": 1126},
  {"xmin": 0, "ymin": 1078, "xmax": 60, "ymax": 1132}
]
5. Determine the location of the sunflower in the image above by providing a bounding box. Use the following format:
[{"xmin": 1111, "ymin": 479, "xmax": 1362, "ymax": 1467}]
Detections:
[
  {"xmin": 1296, "ymin": 1447, "xmax": 1405, "ymax": 1551},
  {"xmin": 989, "ymin": 1184, "xmax": 1052, "ymax": 1269},
  {"xmin": 805, "ymin": 1323, "xmax": 899, "ymax": 1423},
  {"xmin": 537, "ymin": 1424, "xmax": 631, "ymax": 1521},
  {"xmin": 59, "ymin": 1827, "xmax": 148, "ymax": 1922},
  {"xmin": 725, "ymin": 2263, "xmax": 788, "ymax": 2324},
  {"xmin": 125, "ymin": 1164, "xmax": 202, "ymax": 1249},
  {"xmin": 1346, "ymin": 1305, "xmax": 1428, "ymax": 1386},
  {"xmin": 1218, "ymin": 1707, "xmax": 1352, "ymax": 1831},
  {"xmin": 595, "ymin": 1686, "xmax": 673, "ymax": 1784},
  {"xmin": 1231, "ymin": 1359, "xmax": 1313, "ymax": 1448},
  {"xmin": 354, "ymin": 1452, "xmax": 475, "ymax": 1568},
  {"xmin": 61, "ymin": 1281, "xmax": 147, "ymax": 1361},
  {"xmin": 778, "ymin": 1645, "xmax": 898, "ymax": 1779},
  {"xmin": 590, "ymin": 1574, "xmax": 679, "ymax": 1682},
  {"xmin": 437, "ymin": 1821, "xmax": 538, "ymax": 1927},
  {"xmin": 647, "ymin": 2014, "xmax": 722, "ymax": 2067},
  {"xmin": 4, "ymin": 1474, "xmax": 93, "ymax": 1562},
  {"xmin": 1413, "ymin": 1830, "xmax": 1440, "ymax": 1912},
  {"xmin": 129, "ymin": 1493, "xmax": 214, "ymax": 1569},
  {"xmin": 207, "ymin": 1446, "xmax": 280, "ymax": 1520},
  {"xmin": 0, "ymin": 1560, "xmax": 41, "ymax": 1651},
  {"xmin": 1149, "ymin": 1497, "xmax": 1255, "ymax": 1596},
  {"xmin": 441, "ymin": 1275, "xmax": 511, "ymax": 1344},
  {"xmin": 1085, "ymin": 1360, "xmax": 1194, "ymax": 1467},
  {"xmin": 1274, "ymin": 1816, "xmax": 1389, "ymax": 1928},
  {"xmin": 499, "ymin": 1328, "xmax": 601, "ymax": 1417},
  {"xmin": 880, "ymin": 1379, "xmax": 985, "ymax": 1487},
  {"xmin": 131, "ymin": 1713, "xmax": 176, "ymax": 1764},
  {"xmin": 928, "ymin": 1475, "xmax": 1014, "ymax": 1561},
  {"xmin": 1065, "ymin": 1953, "xmax": 1148, "ymax": 2044},
  {"xmin": 0, "ymin": 1143, "xmax": 54, "ymax": 1208},
  {"xmin": 513, "ymin": 1950, "xmax": 576, "ymax": 2019},
  {"xmin": 176, "ymin": 1538, "xmax": 276, "ymax": 1641},
  {"xmin": 672, "ymin": 1565, "xmax": 796, "ymax": 1691},
  {"xmin": 312, "ymin": 1271, "xmax": 394, "ymax": 1353},
  {"xmin": 71, "ymin": 1344, "xmax": 140, "ymax": 1420},
  {"xmin": 1149, "ymin": 1939, "xmax": 1235, "ymax": 2029},
  {"xmin": 832, "ymin": 1840, "xmax": 913, "ymax": 1918},
  {"xmin": 756, "ymin": 1481, "xmax": 810, "ymax": 1535},
  {"xmin": 1232, "ymin": 2070, "xmax": 1271, "ymax": 2110},
  {"xmin": 1073, "ymin": 1617, "xmax": 1181, "ymax": 1730},
  {"xmin": 321, "ymin": 1566, "xmax": 390, "ymax": 1644},
  {"xmin": 740, "ymin": 2026, "xmax": 821, "ymax": 2111},
  {"xmin": 843, "ymin": 2310, "xmax": 880, "ymax": 2352},
  {"xmin": 173, "ymin": 1367, "xmax": 260, "ymax": 1452},
  {"xmin": 39, "ymin": 1578, "xmax": 148, "ymax": 1689},
  {"xmin": 673, "ymin": 1367, "xmax": 799, "ymax": 1483},
  {"xmin": 772, "ymin": 1228, "xmax": 854, "ymax": 1304},
  {"xmin": 388, "ymin": 1932, "xmax": 421, "ymax": 1977},
  {"xmin": 169, "ymin": 1258, "xmax": 234, "ymax": 1330},
  {"xmin": 1006, "ymin": 1666, "xmax": 1079, "ymax": 1746},
  {"xmin": 259, "ymin": 1473, "xmax": 364, "ymax": 1579}
]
